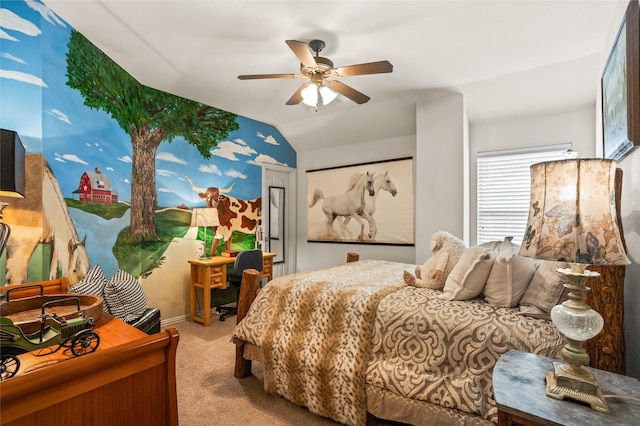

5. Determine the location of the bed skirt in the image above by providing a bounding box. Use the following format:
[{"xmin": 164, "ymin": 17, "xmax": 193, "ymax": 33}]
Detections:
[{"xmin": 243, "ymin": 343, "xmax": 494, "ymax": 426}]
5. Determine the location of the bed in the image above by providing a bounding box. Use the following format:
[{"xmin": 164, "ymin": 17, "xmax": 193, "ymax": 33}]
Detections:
[{"xmin": 231, "ymin": 252, "xmax": 617, "ymax": 426}]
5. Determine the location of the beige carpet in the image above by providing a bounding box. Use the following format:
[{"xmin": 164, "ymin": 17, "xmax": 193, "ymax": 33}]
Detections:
[{"xmin": 175, "ymin": 317, "xmax": 406, "ymax": 426}]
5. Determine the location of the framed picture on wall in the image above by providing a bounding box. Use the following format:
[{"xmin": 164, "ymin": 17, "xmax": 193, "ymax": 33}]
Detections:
[
  {"xmin": 307, "ymin": 157, "xmax": 414, "ymax": 245},
  {"xmin": 602, "ymin": 0, "xmax": 639, "ymax": 161}
]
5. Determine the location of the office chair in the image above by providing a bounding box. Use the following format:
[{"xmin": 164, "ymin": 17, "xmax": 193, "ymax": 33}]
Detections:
[{"xmin": 216, "ymin": 249, "xmax": 263, "ymax": 321}]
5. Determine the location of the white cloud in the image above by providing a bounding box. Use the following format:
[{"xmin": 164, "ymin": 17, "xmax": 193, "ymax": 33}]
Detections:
[
  {"xmin": 54, "ymin": 156, "xmax": 65, "ymax": 163},
  {"xmin": 106, "ymin": 167, "xmax": 114, "ymax": 171},
  {"xmin": 249, "ymin": 153, "xmax": 288, "ymax": 167},
  {"xmin": 94, "ymin": 142, "xmax": 100, "ymax": 147},
  {"xmin": 156, "ymin": 151, "xmax": 187, "ymax": 164},
  {"xmin": 61, "ymin": 154, "xmax": 88, "ymax": 165},
  {"xmin": 118, "ymin": 155, "xmax": 132, "ymax": 164},
  {"xmin": 0, "ymin": 8, "xmax": 40, "ymax": 36},
  {"xmin": 158, "ymin": 187, "xmax": 172, "ymax": 193},
  {"xmin": 199, "ymin": 164, "xmax": 222, "ymax": 175},
  {"xmin": 1, "ymin": 53, "xmax": 26, "ymax": 64},
  {"xmin": 157, "ymin": 169, "xmax": 176, "ymax": 177},
  {"xmin": 211, "ymin": 140, "xmax": 257, "ymax": 161},
  {"xmin": 0, "ymin": 69, "xmax": 47, "ymax": 87},
  {"xmin": 85, "ymin": 142, "xmax": 91, "ymax": 147},
  {"xmin": 0, "ymin": 29, "xmax": 18, "ymax": 42},
  {"xmin": 256, "ymin": 131, "xmax": 279, "ymax": 145},
  {"xmin": 46, "ymin": 108, "xmax": 71, "ymax": 124},
  {"xmin": 26, "ymin": 0, "xmax": 66, "ymax": 27},
  {"xmin": 225, "ymin": 169, "xmax": 247, "ymax": 179},
  {"xmin": 264, "ymin": 135, "xmax": 279, "ymax": 145},
  {"xmin": 122, "ymin": 178, "xmax": 130, "ymax": 184}
]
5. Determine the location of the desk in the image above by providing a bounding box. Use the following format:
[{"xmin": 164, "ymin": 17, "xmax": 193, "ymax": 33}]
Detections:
[
  {"xmin": 494, "ymin": 350, "xmax": 640, "ymax": 426},
  {"xmin": 188, "ymin": 252, "xmax": 275, "ymax": 326}
]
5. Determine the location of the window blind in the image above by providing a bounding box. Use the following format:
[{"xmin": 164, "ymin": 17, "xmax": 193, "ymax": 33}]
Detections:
[{"xmin": 477, "ymin": 144, "xmax": 571, "ymax": 246}]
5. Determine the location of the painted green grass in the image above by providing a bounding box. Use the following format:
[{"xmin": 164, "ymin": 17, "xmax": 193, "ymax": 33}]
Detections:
[
  {"xmin": 61, "ymin": 200, "xmax": 258, "ymax": 279},
  {"xmin": 114, "ymin": 208, "xmax": 192, "ymax": 277},
  {"xmin": 66, "ymin": 198, "xmax": 129, "ymax": 220}
]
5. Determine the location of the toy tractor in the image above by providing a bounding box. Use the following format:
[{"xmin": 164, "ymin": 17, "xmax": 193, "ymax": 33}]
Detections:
[{"xmin": 0, "ymin": 297, "xmax": 100, "ymax": 380}]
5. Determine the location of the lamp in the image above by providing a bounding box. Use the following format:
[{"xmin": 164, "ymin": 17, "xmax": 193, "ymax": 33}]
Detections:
[
  {"xmin": 0, "ymin": 129, "xmax": 26, "ymax": 257},
  {"xmin": 519, "ymin": 158, "xmax": 630, "ymax": 413},
  {"xmin": 301, "ymin": 82, "xmax": 337, "ymax": 109},
  {"xmin": 190, "ymin": 207, "xmax": 220, "ymax": 258}
]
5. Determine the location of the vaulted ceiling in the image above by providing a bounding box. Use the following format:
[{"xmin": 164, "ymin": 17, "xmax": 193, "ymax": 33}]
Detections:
[{"xmin": 44, "ymin": 1, "xmax": 625, "ymax": 152}]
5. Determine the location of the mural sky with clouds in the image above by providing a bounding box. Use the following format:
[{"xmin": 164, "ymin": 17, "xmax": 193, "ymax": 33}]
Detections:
[{"xmin": 1, "ymin": 0, "xmax": 296, "ymax": 207}]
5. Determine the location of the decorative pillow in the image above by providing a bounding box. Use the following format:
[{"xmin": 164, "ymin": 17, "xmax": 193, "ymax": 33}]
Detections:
[
  {"xmin": 69, "ymin": 264, "xmax": 108, "ymax": 311},
  {"xmin": 439, "ymin": 246, "xmax": 496, "ymax": 301},
  {"xmin": 104, "ymin": 270, "xmax": 147, "ymax": 322},
  {"xmin": 519, "ymin": 260, "xmax": 569, "ymax": 316},
  {"xmin": 479, "ymin": 236, "xmax": 519, "ymax": 253},
  {"xmin": 483, "ymin": 248, "xmax": 537, "ymax": 308}
]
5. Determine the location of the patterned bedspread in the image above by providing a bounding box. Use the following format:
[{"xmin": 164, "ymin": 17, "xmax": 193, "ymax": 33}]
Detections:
[
  {"xmin": 233, "ymin": 259, "xmax": 405, "ymax": 426},
  {"xmin": 233, "ymin": 260, "xmax": 564, "ymax": 425},
  {"xmin": 366, "ymin": 286, "xmax": 564, "ymax": 423}
]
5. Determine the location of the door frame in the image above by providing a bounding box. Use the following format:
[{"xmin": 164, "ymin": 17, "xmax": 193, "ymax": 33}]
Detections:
[{"xmin": 262, "ymin": 163, "xmax": 296, "ymax": 276}]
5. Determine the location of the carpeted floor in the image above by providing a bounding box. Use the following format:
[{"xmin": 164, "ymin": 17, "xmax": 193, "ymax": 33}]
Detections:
[
  {"xmin": 174, "ymin": 316, "xmax": 408, "ymax": 426},
  {"xmin": 175, "ymin": 317, "xmax": 338, "ymax": 425}
]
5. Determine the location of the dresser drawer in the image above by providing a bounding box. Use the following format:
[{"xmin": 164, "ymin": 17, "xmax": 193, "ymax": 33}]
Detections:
[{"xmin": 209, "ymin": 268, "xmax": 226, "ymax": 289}]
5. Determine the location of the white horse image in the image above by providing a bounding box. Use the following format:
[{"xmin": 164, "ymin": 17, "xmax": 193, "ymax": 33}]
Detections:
[
  {"xmin": 3, "ymin": 154, "xmax": 90, "ymax": 285},
  {"xmin": 308, "ymin": 172, "xmax": 375, "ymax": 240},
  {"xmin": 342, "ymin": 171, "xmax": 398, "ymax": 240}
]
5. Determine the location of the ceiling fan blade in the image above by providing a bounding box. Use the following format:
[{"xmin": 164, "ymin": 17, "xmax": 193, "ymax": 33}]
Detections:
[
  {"xmin": 286, "ymin": 83, "xmax": 310, "ymax": 105},
  {"xmin": 331, "ymin": 60, "xmax": 393, "ymax": 77},
  {"xmin": 238, "ymin": 73, "xmax": 303, "ymax": 80},
  {"xmin": 325, "ymin": 80, "xmax": 370, "ymax": 104},
  {"xmin": 285, "ymin": 40, "xmax": 317, "ymax": 69}
]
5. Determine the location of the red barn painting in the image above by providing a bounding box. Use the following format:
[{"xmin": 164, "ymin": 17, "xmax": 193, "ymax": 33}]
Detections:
[{"xmin": 74, "ymin": 167, "xmax": 118, "ymax": 203}]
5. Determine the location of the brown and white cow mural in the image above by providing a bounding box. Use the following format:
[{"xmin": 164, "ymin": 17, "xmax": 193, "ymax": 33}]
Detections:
[{"xmin": 185, "ymin": 176, "xmax": 261, "ymax": 256}]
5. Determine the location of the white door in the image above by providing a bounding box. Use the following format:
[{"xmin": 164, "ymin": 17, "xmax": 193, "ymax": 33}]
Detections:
[{"xmin": 262, "ymin": 164, "xmax": 296, "ymax": 277}]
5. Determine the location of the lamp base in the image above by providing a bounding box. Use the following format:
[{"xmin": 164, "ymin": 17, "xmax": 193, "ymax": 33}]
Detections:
[{"xmin": 545, "ymin": 361, "xmax": 609, "ymax": 413}]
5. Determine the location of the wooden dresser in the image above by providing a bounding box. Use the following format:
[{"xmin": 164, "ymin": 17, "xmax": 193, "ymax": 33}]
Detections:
[{"xmin": 0, "ymin": 316, "xmax": 179, "ymax": 426}]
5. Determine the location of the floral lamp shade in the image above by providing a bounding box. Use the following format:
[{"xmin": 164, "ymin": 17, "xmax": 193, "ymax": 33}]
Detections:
[{"xmin": 519, "ymin": 158, "xmax": 630, "ymax": 266}]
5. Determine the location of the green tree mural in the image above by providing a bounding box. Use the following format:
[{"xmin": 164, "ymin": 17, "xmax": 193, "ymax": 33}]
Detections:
[{"xmin": 65, "ymin": 30, "xmax": 238, "ymax": 242}]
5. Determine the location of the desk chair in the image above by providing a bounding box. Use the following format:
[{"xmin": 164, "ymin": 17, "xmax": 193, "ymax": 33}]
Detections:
[{"xmin": 216, "ymin": 249, "xmax": 263, "ymax": 321}]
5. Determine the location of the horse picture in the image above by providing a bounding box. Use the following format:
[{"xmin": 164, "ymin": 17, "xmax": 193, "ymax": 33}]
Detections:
[
  {"xmin": 308, "ymin": 172, "xmax": 375, "ymax": 241},
  {"xmin": 341, "ymin": 171, "xmax": 398, "ymax": 240},
  {"xmin": 306, "ymin": 158, "xmax": 414, "ymax": 245}
]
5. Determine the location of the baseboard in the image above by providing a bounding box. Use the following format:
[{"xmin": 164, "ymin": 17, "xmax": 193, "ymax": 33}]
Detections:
[{"xmin": 160, "ymin": 308, "xmax": 222, "ymax": 328}]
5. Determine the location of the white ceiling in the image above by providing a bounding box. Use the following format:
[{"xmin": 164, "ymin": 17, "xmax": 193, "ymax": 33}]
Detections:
[{"xmin": 44, "ymin": 0, "xmax": 626, "ymax": 152}]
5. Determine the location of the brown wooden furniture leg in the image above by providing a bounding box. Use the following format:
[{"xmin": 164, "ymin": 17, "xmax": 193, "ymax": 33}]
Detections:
[
  {"xmin": 346, "ymin": 252, "xmax": 360, "ymax": 262},
  {"xmin": 234, "ymin": 269, "xmax": 261, "ymax": 378}
]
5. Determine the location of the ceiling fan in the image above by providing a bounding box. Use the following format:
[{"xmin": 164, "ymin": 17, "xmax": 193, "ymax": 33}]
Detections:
[{"xmin": 237, "ymin": 39, "xmax": 393, "ymax": 108}]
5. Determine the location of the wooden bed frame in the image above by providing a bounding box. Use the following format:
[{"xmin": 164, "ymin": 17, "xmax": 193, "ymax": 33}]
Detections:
[{"xmin": 0, "ymin": 278, "xmax": 179, "ymax": 426}]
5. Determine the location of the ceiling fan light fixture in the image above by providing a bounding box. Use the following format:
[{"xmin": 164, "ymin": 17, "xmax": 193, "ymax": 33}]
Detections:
[{"xmin": 301, "ymin": 84, "xmax": 337, "ymax": 108}]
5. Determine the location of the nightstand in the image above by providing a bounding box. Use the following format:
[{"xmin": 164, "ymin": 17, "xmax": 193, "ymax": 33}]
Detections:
[{"xmin": 493, "ymin": 350, "xmax": 640, "ymax": 425}]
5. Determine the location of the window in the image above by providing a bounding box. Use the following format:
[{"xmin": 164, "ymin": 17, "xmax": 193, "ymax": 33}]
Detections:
[{"xmin": 477, "ymin": 144, "xmax": 571, "ymax": 246}]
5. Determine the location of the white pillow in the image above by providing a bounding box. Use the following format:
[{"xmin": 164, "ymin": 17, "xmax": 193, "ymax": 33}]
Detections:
[
  {"xmin": 479, "ymin": 236, "xmax": 518, "ymax": 253},
  {"xmin": 104, "ymin": 270, "xmax": 147, "ymax": 322},
  {"xmin": 439, "ymin": 246, "xmax": 495, "ymax": 301},
  {"xmin": 483, "ymin": 249, "xmax": 537, "ymax": 308}
]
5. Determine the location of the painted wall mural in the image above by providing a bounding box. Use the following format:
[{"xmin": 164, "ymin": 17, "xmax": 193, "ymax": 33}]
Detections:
[{"xmin": 0, "ymin": 0, "xmax": 296, "ymax": 294}]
